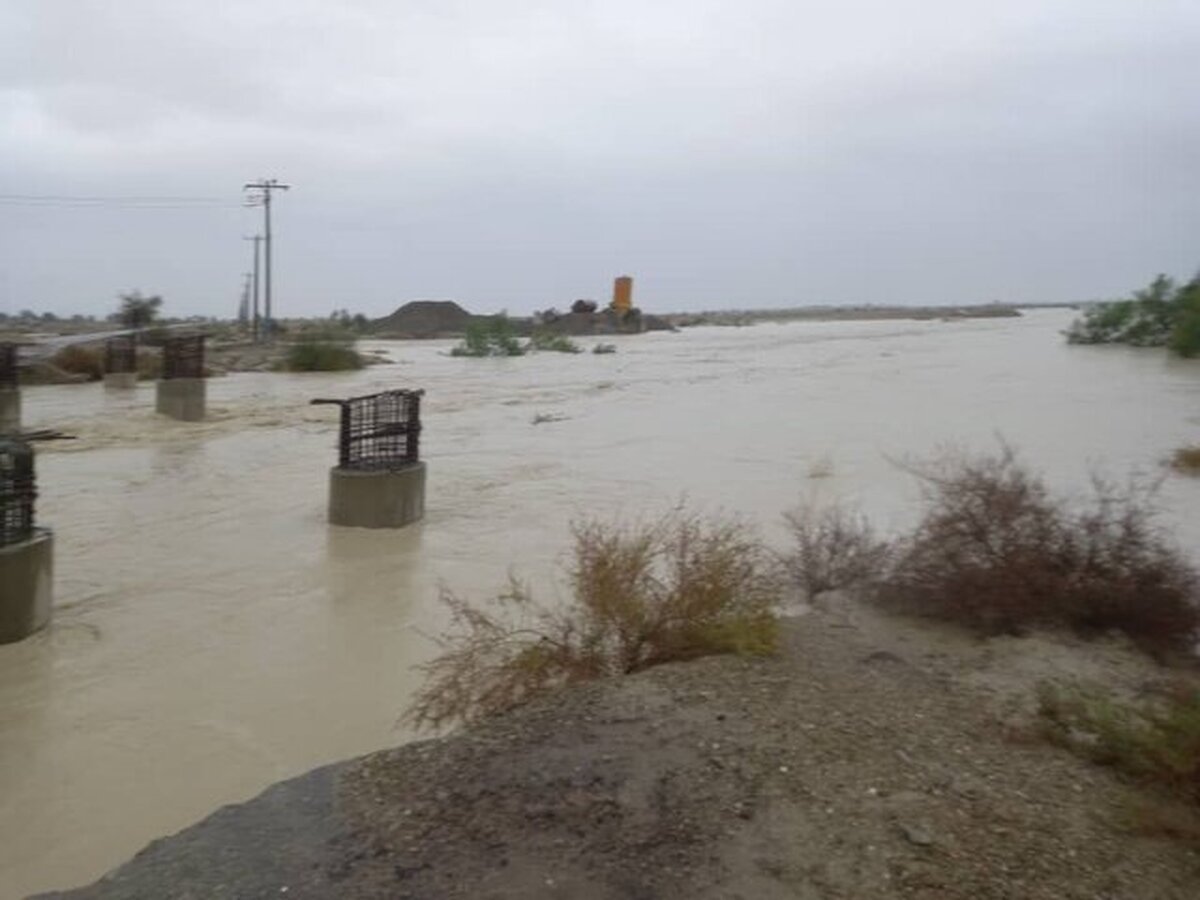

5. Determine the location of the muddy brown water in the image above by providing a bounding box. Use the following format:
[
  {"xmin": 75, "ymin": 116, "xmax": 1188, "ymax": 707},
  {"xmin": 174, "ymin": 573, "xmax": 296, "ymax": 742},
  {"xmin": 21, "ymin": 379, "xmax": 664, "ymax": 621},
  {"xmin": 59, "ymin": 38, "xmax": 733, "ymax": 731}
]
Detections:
[{"xmin": 1, "ymin": 310, "xmax": 1198, "ymax": 898}]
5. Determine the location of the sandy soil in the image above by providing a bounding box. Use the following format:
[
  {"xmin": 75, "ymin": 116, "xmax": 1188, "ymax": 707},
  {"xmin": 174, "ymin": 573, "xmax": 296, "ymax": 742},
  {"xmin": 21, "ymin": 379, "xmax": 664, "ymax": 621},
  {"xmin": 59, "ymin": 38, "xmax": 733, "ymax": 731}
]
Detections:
[{"xmin": 332, "ymin": 602, "xmax": 1199, "ymax": 899}]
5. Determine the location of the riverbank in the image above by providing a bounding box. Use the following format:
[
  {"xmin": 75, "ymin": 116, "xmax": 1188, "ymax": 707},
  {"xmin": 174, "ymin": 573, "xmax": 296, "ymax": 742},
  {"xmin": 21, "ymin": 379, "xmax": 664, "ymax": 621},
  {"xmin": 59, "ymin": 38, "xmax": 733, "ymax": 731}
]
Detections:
[{"xmin": 38, "ymin": 599, "xmax": 1200, "ymax": 899}]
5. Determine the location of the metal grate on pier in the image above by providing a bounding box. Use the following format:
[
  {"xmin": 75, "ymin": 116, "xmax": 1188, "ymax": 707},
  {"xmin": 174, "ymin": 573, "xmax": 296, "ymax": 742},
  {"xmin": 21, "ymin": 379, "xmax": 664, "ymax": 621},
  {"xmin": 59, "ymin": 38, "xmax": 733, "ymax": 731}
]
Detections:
[
  {"xmin": 0, "ymin": 438, "xmax": 35, "ymax": 547},
  {"xmin": 311, "ymin": 389, "xmax": 424, "ymax": 470},
  {"xmin": 162, "ymin": 335, "xmax": 206, "ymax": 380}
]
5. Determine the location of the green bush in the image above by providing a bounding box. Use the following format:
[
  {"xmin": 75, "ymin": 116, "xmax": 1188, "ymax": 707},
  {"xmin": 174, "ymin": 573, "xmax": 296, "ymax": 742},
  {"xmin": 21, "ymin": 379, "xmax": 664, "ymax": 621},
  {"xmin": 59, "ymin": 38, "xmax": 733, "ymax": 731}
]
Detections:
[
  {"xmin": 1169, "ymin": 280, "xmax": 1200, "ymax": 358},
  {"xmin": 405, "ymin": 511, "xmax": 783, "ymax": 729},
  {"xmin": 1067, "ymin": 273, "xmax": 1200, "ymax": 356},
  {"xmin": 451, "ymin": 315, "xmax": 525, "ymax": 357},
  {"xmin": 592, "ymin": 342, "xmax": 617, "ymax": 354},
  {"xmin": 279, "ymin": 339, "xmax": 364, "ymax": 372},
  {"xmin": 1039, "ymin": 682, "xmax": 1200, "ymax": 806}
]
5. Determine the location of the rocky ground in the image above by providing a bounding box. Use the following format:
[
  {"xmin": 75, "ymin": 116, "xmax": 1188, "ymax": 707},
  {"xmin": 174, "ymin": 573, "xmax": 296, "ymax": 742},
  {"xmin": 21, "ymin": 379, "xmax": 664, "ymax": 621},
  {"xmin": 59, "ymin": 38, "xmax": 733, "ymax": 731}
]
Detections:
[{"xmin": 39, "ymin": 600, "xmax": 1200, "ymax": 900}]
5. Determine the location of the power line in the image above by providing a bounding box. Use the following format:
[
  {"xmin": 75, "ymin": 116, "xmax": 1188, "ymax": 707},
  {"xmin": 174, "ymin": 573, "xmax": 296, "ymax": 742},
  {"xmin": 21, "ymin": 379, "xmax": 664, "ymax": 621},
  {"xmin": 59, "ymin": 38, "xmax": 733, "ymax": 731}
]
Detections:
[
  {"xmin": 0, "ymin": 192, "xmax": 230, "ymax": 204},
  {"xmin": 0, "ymin": 193, "xmax": 237, "ymax": 208}
]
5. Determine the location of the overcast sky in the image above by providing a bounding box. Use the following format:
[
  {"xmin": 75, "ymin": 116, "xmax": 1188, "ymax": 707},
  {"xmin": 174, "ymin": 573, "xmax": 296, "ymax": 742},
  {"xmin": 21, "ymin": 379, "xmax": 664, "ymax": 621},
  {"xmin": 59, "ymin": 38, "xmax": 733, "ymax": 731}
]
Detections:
[{"xmin": 2, "ymin": 1, "xmax": 1198, "ymax": 318}]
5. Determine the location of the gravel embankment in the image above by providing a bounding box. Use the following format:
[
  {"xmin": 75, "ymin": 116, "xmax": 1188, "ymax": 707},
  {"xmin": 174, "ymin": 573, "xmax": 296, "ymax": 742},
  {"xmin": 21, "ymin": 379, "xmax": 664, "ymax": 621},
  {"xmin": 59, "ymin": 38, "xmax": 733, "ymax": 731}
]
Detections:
[{"xmin": 39, "ymin": 603, "xmax": 1200, "ymax": 899}]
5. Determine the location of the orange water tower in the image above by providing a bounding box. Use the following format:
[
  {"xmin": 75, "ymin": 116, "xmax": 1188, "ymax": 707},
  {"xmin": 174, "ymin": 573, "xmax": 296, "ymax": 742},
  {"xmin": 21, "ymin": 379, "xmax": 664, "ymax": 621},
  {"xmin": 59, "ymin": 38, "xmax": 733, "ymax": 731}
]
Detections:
[{"xmin": 612, "ymin": 275, "xmax": 633, "ymax": 313}]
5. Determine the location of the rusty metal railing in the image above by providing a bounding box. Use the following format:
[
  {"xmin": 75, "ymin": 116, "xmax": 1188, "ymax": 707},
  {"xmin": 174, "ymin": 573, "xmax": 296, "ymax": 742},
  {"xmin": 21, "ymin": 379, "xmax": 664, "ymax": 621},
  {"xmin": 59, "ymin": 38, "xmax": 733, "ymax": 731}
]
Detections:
[
  {"xmin": 105, "ymin": 335, "xmax": 138, "ymax": 374},
  {"xmin": 0, "ymin": 438, "xmax": 35, "ymax": 547},
  {"xmin": 162, "ymin": 335, "xmax": 205, "ymax": 380},
  {"xmin": 311, "ymin": 389, "xmax": 424, "ymax": 470},
  {"xmin": 0, "ymin": 343, "xmax": 17, "ymax": 390}
]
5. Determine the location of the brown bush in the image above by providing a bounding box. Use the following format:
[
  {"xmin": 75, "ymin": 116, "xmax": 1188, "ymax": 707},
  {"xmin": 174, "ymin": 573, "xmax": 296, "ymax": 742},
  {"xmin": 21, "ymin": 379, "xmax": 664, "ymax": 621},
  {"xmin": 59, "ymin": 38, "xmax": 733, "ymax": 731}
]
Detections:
[
  {"xmin": 783, "ymin": 501, "xmax": 889, "ymax": 597},
  {"xmin": 878, "ymin": 446, "xmax": 1200, "ymax": 656},
  {"xmin": 405, "ymin": 511, "xmax": 783, "ymax": 730},
  {"xmin": 136, "ymin": 350, "xmax": 161, "ymax": 380},
  {"xmin": 1171, "ymin": 445, "xmax": 1200, "ymax": 476},
  {"xmin": 51, "ymin": 344, "xmax": 104, "ymax": 380}
]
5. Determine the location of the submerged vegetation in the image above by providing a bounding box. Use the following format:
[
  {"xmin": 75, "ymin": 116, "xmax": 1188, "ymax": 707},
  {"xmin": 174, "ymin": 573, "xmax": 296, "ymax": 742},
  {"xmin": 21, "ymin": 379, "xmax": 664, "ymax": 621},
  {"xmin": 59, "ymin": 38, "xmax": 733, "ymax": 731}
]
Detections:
[
  {"xmin": 1067, "ymin": 273, "xmax": 1200, "ymax": 357},
  {"xmin": 451, "ymin": 315, "xmax": 526, "ymax": 357},
  {"xmin": 449, "ymin": 316, "xmax": 625, "ymax": 358},
  {"xmin": 406, "ymin": 511, "xmax": 783, "ymax": 729},
  {"xmin": 529, "ymin": 330, "xmax": 582, "ymax": 353}
]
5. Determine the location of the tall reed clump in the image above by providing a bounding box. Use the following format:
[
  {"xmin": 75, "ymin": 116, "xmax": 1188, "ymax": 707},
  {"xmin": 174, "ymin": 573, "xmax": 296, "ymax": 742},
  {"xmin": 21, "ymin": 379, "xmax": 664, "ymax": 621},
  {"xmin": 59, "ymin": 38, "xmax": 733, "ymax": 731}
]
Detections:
[
  {"xmin": 877, "ymin": 446, "xmax": 1200, "ymax": 656},
  {"xmin": 405, "ymin": 511, "xmax": 783, "ymax": 730}
]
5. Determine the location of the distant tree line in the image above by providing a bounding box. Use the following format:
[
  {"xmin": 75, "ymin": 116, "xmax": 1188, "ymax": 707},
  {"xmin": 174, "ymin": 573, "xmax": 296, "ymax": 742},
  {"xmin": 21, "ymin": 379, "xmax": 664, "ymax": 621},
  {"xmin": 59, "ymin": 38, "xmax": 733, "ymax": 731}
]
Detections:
[
  {"xmin": 1067, "ymin": 273, "xmax": 1200, "ymax": 358},
  {"xmin": 0, "ymin": 310, "xmax": 94, "ymax": 323},
  {"xmin": 3, "ymin": 295, "xmax": 376, "ymax": 334}
]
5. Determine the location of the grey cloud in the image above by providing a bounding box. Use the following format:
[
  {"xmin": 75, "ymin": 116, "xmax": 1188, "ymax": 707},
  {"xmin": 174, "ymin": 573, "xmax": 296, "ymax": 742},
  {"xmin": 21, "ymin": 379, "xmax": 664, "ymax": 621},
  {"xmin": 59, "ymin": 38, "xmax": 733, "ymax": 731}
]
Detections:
[{"xmin": 2, "ymin": 0, "xmax": 1199, "ymax": 317}]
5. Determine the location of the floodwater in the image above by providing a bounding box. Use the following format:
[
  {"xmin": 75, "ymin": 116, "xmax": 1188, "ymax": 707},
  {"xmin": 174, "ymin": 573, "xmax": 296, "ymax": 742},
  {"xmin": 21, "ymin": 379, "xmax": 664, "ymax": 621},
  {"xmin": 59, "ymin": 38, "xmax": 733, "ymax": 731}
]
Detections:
[{"xmin": 1, "ymin": 309, "xmax": 1198, "ymax": 897}]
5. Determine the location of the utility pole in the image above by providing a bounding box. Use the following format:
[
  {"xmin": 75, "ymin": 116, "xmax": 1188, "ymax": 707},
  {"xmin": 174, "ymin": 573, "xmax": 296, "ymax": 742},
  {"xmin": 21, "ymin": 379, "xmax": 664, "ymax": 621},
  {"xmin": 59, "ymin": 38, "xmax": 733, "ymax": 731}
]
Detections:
[
  {"xmin": 242, "ymin": 178, "xmax": 290, "ymax": 340},
  {"xmin": 243, "ymin": 234, "xmax": 263, "ymax": 342}
]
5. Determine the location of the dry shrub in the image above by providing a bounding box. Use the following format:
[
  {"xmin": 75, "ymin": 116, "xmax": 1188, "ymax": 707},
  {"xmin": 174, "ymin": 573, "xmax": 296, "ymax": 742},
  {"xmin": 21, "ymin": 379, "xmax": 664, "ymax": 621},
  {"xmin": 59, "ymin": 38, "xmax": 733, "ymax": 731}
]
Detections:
[
  {"xmin": 783, "ymin": 501, "xmax": 889, "ymax": 597},
  {"xmin": 136, "ymin": 350, "xmax": 161, "ymax": 380},
  {"xmin": 405, "ymin": 512, "xmax": 783, "ymax": 730},
  {"xmin": 1121, "ymin": 797, "xmax": 1200, "ymax": 848},
  {"xmin": 1171, "ymin": 445, "xmax": 1200, "ymax": 476},
  {"xmin": 880, "ymin": 445, "xmax": 1200, "ymax": 655},
  {"xmin": 1038, "ymin": 681, "xmax": 1200, "ymax": 807},
  {"xmin": 51, "ymin": 344, "xmax": 104, "ymax": 380}
]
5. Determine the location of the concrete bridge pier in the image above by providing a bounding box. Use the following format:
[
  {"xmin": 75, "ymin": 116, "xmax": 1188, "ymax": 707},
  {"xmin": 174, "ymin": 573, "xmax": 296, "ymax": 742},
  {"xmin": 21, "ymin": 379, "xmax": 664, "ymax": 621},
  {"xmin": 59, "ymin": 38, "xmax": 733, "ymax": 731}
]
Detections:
[
  {"xmin": 0, "ymin": 529, "xmax": 52, "ymax": 644},
  {"xmin": 0, "ymin": 388, "xmax": 18, "ymax": 434},
  {"xmin": 328, "ymin": 462, "xmax": 426, "ymax": 528},
  {"xmin": 156, "ymin": 377, "xmax": 206, "ymax": 421}
]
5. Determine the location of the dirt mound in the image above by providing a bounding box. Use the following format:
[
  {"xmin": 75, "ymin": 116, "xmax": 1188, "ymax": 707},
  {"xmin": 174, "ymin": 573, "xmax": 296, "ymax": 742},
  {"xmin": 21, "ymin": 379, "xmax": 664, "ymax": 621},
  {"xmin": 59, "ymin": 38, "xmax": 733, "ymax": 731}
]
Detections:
[{"xmin": 373, "ymin": 301, "xmax": 475, "ymax": 338}]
